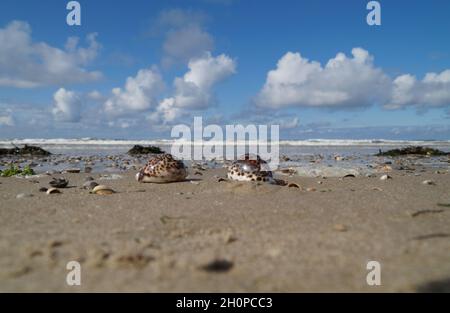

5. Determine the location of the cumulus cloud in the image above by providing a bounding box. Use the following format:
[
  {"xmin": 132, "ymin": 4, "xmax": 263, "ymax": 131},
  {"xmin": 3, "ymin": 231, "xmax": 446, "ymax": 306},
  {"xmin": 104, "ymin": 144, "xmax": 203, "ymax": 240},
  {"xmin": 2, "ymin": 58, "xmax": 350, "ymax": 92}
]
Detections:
[
  {"xmin": 150, "ymin": 52, "xmax": 236, "ymax": 124},
  {"xmin": 86, "ymin": 90, "xmax": 105, "ymax": 102},
  {"xmin": 104, "ymin": 68, "xmax": 165, "ymax": 116},
  {"xmin": 52, "ymin": 88, "xmax": 82, "ymax": 122},
  {"xmin": 0, "ymin": 21, "xmax": 102, "ymax": 88},
  {"xmin": 386, "ymin": 70, "xmax": 450, "ymax": 109},
  {"xmin": 256, "ymin": 48, "xmax": 450, "ymax": 111},
  {"xmin": 256, "ymin": 48, "xmax": 391, "ymax": 109},
  {"xmin": 162, "ymin": 26, "xmax": 214, "ymax": 66},
  {"xmin": 151, "ymin": 9, "xmax": 215, "ymax": 66}
]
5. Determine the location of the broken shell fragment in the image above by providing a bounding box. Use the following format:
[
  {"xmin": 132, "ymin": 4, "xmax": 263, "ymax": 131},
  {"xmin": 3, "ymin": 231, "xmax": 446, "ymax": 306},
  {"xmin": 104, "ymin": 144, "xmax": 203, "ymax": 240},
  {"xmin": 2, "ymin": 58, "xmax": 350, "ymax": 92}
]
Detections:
[
  {"xmin": 380, "ymin": 174, "xmax": 392, "ymax": 181},
  {"xmin": 91, "ymin": 185, "xmax": 115, "ymax": 195},
  {"xmin": 46, "ymin": 188, "xmax": 61, "ymax": 195},
  {"xmin": 422, "ymin": 180, "xmax": 436, "ymax": 185},
  {"xmin": 274, "ymin": 179, "xmax": 288, "ymax": 186},
  {"xmin": 49, "ymin": 177, "xmax": 68, "ymax": 188},
  {"xmin": 83, "ymin": 181, "xmax": 99, "ymax": 190},
  {"xmin": 287, "ymin": 183, "xmax": 301, "ymax": 188}
]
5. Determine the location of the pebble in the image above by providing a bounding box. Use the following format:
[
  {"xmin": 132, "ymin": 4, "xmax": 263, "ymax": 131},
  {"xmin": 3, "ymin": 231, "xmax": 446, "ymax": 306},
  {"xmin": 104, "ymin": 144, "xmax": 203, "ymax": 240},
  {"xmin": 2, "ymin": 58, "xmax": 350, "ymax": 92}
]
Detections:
[
  {"xmin": 380, "ymin": 174, "xmax": 392, "ymax": 181},
  {"xmin": 200, "ymin": 259, "xmax": 234, "ymax": 273},
  {"xmin": 64, "ymin": 168, "xmax": 81, "ymax": 173}
]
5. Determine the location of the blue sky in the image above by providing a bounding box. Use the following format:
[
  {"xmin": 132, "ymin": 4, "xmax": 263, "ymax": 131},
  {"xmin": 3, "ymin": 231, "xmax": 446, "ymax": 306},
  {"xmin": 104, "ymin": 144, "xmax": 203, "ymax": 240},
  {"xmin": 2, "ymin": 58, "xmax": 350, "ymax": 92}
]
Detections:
[{"xmin": 0, "ymin": 0, "xmax": 449, "ymax": 140}]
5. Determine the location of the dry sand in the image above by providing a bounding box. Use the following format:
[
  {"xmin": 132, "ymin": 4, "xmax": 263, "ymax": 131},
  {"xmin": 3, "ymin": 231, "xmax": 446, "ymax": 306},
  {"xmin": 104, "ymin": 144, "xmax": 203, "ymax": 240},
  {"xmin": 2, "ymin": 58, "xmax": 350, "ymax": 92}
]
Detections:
[{"xmin": 0, "ymin": 168, "xmax": 449, "ymax": 292}]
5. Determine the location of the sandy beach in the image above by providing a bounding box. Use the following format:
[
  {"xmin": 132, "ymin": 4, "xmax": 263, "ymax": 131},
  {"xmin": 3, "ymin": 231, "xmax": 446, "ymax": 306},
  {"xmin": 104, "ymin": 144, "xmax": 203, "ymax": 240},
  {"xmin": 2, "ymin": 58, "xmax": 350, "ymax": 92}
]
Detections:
[{"xmin": 1, "ymin": 164, "xmax": 449, "ymax": 292}]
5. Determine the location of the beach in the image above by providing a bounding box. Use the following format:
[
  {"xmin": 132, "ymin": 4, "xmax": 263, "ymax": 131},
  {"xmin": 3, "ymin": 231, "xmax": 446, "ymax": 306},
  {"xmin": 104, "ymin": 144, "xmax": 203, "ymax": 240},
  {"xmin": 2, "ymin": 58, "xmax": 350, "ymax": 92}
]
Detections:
[{"xmin": 1, "ymin": 152, "xmax": 450, "ymax": 292}]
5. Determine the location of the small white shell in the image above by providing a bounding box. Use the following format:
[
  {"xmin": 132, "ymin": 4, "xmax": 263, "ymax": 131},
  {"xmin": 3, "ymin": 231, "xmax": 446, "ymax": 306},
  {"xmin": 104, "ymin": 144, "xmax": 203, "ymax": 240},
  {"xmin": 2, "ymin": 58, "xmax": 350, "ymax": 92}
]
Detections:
[
  {"xmin": 380, "ymin": 174, "xmax": 392, "ymax": 181},
  {"xmin": 46, "ymin": 188, "xmax": 61, "ymax": 195},
  {"xmin": 422, "ymin": 180, "xmax": 436, "ymax": 185},
  {"xmin": 91, "ymin": 185, "xmax": 115, "ymax": 195}
]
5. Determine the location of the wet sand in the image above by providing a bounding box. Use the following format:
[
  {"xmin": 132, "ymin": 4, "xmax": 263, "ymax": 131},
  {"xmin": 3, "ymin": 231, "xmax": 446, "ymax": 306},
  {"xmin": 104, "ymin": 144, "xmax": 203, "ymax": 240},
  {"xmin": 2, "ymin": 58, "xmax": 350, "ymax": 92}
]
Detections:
[{"xmin": 0, "ymin": 167, "xmax": 450, "ymax": 292}]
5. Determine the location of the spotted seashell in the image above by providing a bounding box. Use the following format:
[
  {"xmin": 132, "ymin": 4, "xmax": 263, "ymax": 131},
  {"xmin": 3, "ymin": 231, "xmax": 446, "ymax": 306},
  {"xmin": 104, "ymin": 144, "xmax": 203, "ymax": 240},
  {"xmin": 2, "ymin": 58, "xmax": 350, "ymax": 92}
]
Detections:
[
  {"xmin": 227, "ymin": 154, "xmax": 275, "ymax": 183},
  {"xmin": 136, "ymin": 154, "xmax": 187, "ymax": 183}
]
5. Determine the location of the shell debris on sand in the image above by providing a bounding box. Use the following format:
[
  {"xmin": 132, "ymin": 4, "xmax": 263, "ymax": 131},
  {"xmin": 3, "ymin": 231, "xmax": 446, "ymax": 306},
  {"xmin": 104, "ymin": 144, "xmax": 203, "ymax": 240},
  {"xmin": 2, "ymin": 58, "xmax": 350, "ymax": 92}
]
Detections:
[
  {"xmin": 422, "ymin": 180, "xmax": 436, "ymax": 185},
  {"xmin": 83, "ymin": 181, "xmax": 99, "ymax": 190},
  {"xmin": 91, "ymin": 185, "xmax": 115, "ymax": 195},
  {"xmin": 46, "ymin": 188, "xmax": 61, "ymax": 195},
  {"xmin": 49, "ymin": 177, "xmax": 68, "ymax": 188},
  {"xmin": 380, "ymin": 174, "xmax": 392, "ymax": 181}
]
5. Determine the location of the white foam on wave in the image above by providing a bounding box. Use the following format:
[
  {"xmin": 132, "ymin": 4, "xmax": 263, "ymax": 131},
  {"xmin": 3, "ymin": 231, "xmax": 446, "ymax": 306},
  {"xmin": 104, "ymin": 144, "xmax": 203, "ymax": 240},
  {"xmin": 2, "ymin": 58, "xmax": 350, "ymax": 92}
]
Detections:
[{"xmin": 1, "ymin": 138, "xmax": 449, "ymax": 147}]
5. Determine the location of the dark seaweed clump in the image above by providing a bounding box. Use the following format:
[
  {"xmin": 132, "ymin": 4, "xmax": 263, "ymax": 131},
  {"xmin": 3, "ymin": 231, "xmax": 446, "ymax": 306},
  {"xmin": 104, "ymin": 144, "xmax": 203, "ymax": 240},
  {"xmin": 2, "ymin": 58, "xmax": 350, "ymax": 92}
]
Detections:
[
  {"xmin": 0, "ymin": 144, "xmax": 51, "ymax": 156},
  {"xmin": 376, "ymin": 146, "xmax": 449, "ymax": 157},
  {"xmin": 127, "ymin": 145, "xmax": 164, "ymax": 155}
]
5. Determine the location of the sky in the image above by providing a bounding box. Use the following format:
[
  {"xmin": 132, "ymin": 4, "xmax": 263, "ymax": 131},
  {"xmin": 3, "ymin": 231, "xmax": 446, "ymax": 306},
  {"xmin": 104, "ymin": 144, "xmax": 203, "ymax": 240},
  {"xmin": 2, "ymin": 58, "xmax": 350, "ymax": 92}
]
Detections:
[{"xmin": 0, "ymin": 0, "xmax": 449, "ymax": 140}]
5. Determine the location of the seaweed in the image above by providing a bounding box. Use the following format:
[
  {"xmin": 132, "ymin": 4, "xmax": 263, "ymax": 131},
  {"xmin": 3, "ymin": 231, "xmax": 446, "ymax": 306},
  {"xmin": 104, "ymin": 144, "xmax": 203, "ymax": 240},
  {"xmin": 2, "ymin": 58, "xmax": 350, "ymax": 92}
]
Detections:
[
  {"xmin": 0, "ymin": 144, "xmax": 51, "ymax": 156},
  {"xmin": 376, "ymin": 146, "xmax": 449, "ymax": 157},
  {"xmin": 127, "ymin": 145, "xmax": 164, "ymax": 155},
  {"xmin": 0, "ymin": 164, "xmax": 35, "ymax": 177}
]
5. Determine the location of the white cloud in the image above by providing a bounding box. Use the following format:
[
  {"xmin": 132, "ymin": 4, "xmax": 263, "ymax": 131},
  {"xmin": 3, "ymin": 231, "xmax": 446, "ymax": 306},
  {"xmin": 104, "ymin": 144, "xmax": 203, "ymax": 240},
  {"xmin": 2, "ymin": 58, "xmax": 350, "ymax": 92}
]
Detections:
[
  {"xmin": 0, "ymin": 21, "xmax": 101, "ymax": 88},
  {"xmin": 386, "ymin": 70, "xmax": 450, "ymax": 109},
  {"xmin": 104, "ymin": 68, "xmax": 165, "ymax": 116},
  {"xmin": 154, "ymin": 9, "xmax": 209, "ymax": 30},
  {"xmin": 52, "ymin": 88, "xmax": 82, "ymax": 122},
  {"xmin": 0, "ymin": 114, "xmax": 15, "ymax": 127},
  {"xmin": 152, "ymin": 9, "xmax": 215, "ymax": 66},
  {"xmin": 87, "ymin": 90, "xmax": 105, "ymax": 102},
  {"xmin": 256, "ymin": 48, "xmax": 450, "ymax": 112},
  {"xmin": 256, "ymin": 48, "xmax": 391, "ymax": 108},
  {"xmin": 162, "ymin": 26, "xmax": 214, "ymax": 66},
  {"xmin": 152, "ymin": 52, "xmax": 236, "ymax": 123}
]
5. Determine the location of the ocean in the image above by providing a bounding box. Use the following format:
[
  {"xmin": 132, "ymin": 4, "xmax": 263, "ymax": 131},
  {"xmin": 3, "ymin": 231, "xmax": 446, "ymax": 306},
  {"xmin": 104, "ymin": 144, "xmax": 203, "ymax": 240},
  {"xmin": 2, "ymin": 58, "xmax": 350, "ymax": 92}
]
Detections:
[{"xmin": 1, "ymin": 138, "xmax": 449, "ymax": 176}]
